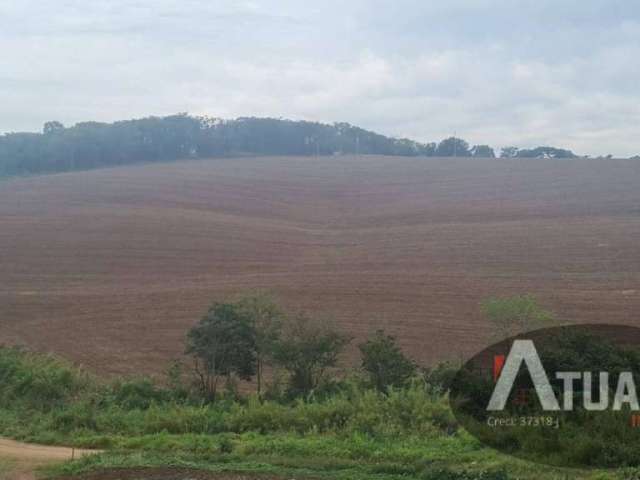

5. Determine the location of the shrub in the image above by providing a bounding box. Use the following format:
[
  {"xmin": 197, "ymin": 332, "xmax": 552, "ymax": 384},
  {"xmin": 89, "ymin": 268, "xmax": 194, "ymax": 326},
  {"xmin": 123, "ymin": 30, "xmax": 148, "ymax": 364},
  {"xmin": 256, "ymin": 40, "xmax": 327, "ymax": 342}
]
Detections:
[
  {"xmin": 359, "ymin": 330, "xmax": 416, "ymax": 393},
  {"xmin": 218, "ymin": 435, "xmax": 234, "ymax": 454},
  {"xmin": 423, "ymin": 361, "xmax": 459, "ymax": 393},
  {"xmin": 0, "ymin": 347, "xmax": 457, "ymax": 443},
  {"xmin": 0, "ymin": 346, "xmax": 91, "ymax": 412},
  {"xmin": 421, "ymin": 469, "xmax": 509, "ymax": 480},
  {"xmin": 110, "ymin": 378, "xmax": 167, "ymax": 410},
  {"xmin": 272, "ymin": 315, "xmax": 351, "ymax": 398},
  {"xmin": 481, "ymin": 294, "xmax": 555, "ymax": 338}
]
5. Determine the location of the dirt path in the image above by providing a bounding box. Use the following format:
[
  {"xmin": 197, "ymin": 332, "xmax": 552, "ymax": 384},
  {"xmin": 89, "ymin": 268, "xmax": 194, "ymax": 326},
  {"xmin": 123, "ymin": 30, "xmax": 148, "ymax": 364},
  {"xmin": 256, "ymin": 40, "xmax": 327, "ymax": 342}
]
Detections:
[
  {"xmin": 0, "ymin": 439, "xmax": 97, "ymax": 461},
  {"xmin": 0, "ymin": 438, "xmax": 99, "ymax": 480},
  {"xmin": 0, "ymin": 440, "xmax": 292, "ymax": 479}
]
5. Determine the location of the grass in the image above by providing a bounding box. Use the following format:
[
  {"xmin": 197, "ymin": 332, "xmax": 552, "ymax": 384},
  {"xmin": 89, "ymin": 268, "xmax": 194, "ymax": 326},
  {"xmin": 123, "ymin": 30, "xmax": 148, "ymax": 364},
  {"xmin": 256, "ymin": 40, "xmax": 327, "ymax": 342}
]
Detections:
[
  {"xmin": 42, "ymin": 438, "xmax": 627, "ymax": 480},
  {"xmin": 1, "ymin": 346, "xmax": 639, "ymax": 480},
  {"xmin": 0, "ymin": 456, "xmax": 16, "ymax": 476},
  {"xmin": 0, "ymin": 455, "xmax": 59, "ymax": 480}
]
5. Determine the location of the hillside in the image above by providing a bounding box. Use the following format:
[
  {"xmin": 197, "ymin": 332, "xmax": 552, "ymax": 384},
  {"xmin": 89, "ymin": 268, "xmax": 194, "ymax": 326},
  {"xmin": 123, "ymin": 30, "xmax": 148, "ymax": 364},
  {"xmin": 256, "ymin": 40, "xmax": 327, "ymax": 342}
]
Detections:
[{"xmin": 1, "ymin": 155, "xmax": 640, "ymax": 376}]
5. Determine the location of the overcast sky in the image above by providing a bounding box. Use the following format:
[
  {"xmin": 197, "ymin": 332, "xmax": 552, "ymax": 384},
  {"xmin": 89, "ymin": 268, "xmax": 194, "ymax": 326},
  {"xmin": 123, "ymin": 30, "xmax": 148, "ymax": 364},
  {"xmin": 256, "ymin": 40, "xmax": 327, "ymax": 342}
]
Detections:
[{"xmin": 1, "ymin": 1, "xmax": 639, "ymax": 156}]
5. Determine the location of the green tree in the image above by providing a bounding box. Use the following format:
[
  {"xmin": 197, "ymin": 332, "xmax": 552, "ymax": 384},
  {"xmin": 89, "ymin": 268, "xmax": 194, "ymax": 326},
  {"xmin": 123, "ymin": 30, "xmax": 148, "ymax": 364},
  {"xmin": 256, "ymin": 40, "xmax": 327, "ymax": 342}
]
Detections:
[
  {"xmin": 422, "ymin": 361, "xmax": 459, "ymax": 392},
  {"xmin": 1, "ymin": 115, "xmax": 449, "ymax": 177},
  {"xmin": 43, "ymin": 121, "xmax": 64, "ymax": 135},
  {"xmin": 500, "ymin": 146, "xmax": 519, "ymax": 158},
  {"xmin": 481, "ymin": 294, "xmax": 556, "ymax": 339},
  {"xmin": 436, "ymin": 137, "xmax": 471, "ymax": 157},
  {"xmin": 471, "ymin": 145, "xmax": 495, "ymax": 158},
  {"xmin": 516, "ymin": 146, "xmax": 576, "ymax": 158},
  {"xmin": 272, "ymin": 315, "xmax": 351, "ymax": 398},
  {"xmin": 186, "ymin": 303, "xmax": 257, "ymax": 401},
  {"xmin": 236, "ymin": 292, "xmax": 284, "ymax": 397},
  {"xmin": 359, "ymin": 330, "xmax": 416, "ymax": 393}
]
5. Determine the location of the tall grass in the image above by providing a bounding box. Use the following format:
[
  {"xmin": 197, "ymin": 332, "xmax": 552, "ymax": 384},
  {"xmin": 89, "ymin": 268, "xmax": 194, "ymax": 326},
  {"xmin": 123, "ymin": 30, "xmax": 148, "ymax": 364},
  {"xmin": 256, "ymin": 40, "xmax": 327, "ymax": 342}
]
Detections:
[
  {"xmin": 0, "ymin": 347, "xmax": 455, "ymax": 445},
  {"xmin": 0, "ymin": 347, "xmax": 90, "ymax": 412},
  {"xmin": 1, "ymin": 347, "xmax": 624, "ymax": 479}
]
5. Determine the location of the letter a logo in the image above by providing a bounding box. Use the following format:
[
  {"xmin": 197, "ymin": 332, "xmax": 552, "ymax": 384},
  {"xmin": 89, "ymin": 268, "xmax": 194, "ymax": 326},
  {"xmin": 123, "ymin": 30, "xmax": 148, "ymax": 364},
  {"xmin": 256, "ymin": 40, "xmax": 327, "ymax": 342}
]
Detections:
[{"xmin": 487, "ymin": 340, "xmax": 560, "ymax": 411}]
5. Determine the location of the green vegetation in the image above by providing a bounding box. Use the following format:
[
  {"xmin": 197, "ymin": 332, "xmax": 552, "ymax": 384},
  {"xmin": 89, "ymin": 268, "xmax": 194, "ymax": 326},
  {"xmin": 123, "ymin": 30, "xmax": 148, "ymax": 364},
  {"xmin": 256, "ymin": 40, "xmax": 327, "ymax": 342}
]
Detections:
[
  {"xmin": 236, "ymin": 292, "xmax": 284, "ymax": 397},
  {"xmin": 0, "ymin": 114, "xmax": 577, "ymax": 178},
  {"xmin": 271, "ymin": 315, "xmax": 352, "ymax": 399},
  {"xmin": 186, "ymin": 302, "xmax": 258, "ymax": 400},
  {"xmin": 0, "ymin": 294, "xmax": 632, "ymax": 479},
  {"xmin": 0, "ymin": 116, "xmax": 436, "ymax": 177},
  {"xmin": 451, "ymin": 323, "xmax": 640, "ymax": 470},
  {"xmin": 435, "ymin": 137, "xmax": 499, "ymax": 158},
  {"xmin": 499, "ymin": 146, "xmax": 576, "ymax": 158},
  {"xmin": 359, "ymin": 330, "xmax": 417, "ymax": 393},
  {"xmin": 0, "ymin": 345, "xmax": 516, "ymax": 479},
  {"xmin": 0, "ymin": 457, "xmax": 15, "ymax": 476},
  {"xmin": 481, "ymin": 294, "xmax": 556, "ymax": 339},
  {"xmin": 45, "ymin": 447, "xmax": 515, "ymax": 480}
]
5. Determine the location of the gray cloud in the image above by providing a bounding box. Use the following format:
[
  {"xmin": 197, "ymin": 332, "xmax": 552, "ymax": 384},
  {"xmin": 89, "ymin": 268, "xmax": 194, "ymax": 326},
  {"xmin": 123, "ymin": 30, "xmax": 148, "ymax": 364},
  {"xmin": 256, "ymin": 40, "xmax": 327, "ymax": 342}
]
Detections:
[{"xmin": 1, "ymin": 0, "xmax": 639, "ymax": 156}]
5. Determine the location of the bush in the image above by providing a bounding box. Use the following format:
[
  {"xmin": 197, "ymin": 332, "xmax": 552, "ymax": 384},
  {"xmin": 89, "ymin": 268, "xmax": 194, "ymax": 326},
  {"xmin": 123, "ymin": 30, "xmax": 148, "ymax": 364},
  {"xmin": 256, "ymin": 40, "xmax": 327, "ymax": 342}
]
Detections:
[
  {"xmin": 0, "ymin": 347, "xmax": 457, "ymax": 443},
  {"xmin": 0, "ymin": 346, "xmax": 91, "ymax": 412},
  {"xmin": 359, "ymin": 330, "xmax": 416, "ymax": 393},
  {"xmin": 421, "ymin": 469, "xmax": 509, "ymax": 480},
  {"xmin": 218, "ymin": 435, "xmax": 234, "ymax": 454},
  {"xmin": 110, "ymin": 378, "xmax": 167, "ymax": 410},
  {"xmin": 423, "ymin": 361, "xmax": 459, "ymax": 393}
]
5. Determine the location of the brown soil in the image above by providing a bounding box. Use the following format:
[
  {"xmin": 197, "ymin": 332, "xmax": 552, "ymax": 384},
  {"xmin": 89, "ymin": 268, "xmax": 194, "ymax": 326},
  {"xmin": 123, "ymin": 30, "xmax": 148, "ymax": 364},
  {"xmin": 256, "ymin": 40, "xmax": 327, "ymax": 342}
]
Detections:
[
  {"xmin": 0, "ymin": 438, "xmax": 98, "ymax": 480},
  {"xmin": 0, "ymin": 439, "xmax": 97, "ymax": 462},
  {"xmin": 1, "ymin": 155, "xmax": 640, "ymax": 376}
]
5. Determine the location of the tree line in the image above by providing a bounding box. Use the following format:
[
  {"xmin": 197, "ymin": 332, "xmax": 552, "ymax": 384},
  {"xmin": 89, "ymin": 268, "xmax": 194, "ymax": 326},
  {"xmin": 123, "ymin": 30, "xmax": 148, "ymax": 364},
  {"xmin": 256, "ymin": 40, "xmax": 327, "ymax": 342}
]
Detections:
[
  {"xmin": 184, "ymin": 292, "xmax": 556, "ymax": 402},
  {"xmin": 185, "ymin": 293, "xmax": 419, "ymax": 401},
  {"xmin": 0, "ymin": 114, "xmax": 585, "ymax": 177}
]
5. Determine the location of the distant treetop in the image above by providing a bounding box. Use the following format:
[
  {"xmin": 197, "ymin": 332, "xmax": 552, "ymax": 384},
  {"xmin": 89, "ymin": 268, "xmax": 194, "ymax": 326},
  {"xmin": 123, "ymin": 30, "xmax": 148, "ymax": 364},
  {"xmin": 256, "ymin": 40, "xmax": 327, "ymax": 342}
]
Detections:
[{"xmin": 0, "ymin": 114, "xmax": 578, "ymax": 177}]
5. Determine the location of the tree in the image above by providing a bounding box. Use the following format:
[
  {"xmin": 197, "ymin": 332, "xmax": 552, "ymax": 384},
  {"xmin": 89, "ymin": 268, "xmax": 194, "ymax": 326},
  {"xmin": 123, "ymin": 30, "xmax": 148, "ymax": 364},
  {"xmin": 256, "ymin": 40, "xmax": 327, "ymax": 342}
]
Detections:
[
  {"xmin": 43, "ymin": 121, "xmax": 64, "ymax": 135},
  {"xmin": 471, "ymin": 145, "xmax": 495, "ymax": 158},
  {"xmin": 481, "ymin": 294, "xmax": 556, "ymax": 339},
  {"xmin": 236, "ymin": 292, "xmax": 284, "ymax": 397},
  {"xmin": 359, "ymin": 330, "xmax": 416, "ymax": 393},
  {"xmin": 1, "ymin": 115, "xmax": 444, "ymax": 178},
  {"xmin": 422, "ymin": 361, "xmax": 458, "ymax": 392},
  {"xmin": 436, "ymin": 137, "xmax": 471, "ymax": 157},
  {"xmin": 186, "ymin": 303, "xmax": 257, "ymax": 401},
  {"xmin": 516, "ymin": 146, "xmax": 576, "ymax": 159},
  {"xmin": 272, "ymin": 315, "xmax": 351, "ymax": 398},
  {"xmin": 500, "ymin": 146, "xmax": 519, "ymax": 158}
]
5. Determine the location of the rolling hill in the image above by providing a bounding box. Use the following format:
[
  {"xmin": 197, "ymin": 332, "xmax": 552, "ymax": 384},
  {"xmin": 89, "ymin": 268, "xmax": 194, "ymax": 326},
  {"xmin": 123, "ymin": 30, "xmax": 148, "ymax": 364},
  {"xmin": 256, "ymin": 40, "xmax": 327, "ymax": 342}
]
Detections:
[{"xmin": 1, "ymin": 155, "xmax": 639, "ymax": 376}]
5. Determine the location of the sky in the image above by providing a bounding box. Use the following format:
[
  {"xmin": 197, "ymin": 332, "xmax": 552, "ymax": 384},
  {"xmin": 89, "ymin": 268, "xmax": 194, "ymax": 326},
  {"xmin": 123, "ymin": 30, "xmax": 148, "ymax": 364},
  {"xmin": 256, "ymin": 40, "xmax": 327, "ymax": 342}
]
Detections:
[{"xmin": 1, "ymin": 0, "xmax": 639, "ymax": 156}]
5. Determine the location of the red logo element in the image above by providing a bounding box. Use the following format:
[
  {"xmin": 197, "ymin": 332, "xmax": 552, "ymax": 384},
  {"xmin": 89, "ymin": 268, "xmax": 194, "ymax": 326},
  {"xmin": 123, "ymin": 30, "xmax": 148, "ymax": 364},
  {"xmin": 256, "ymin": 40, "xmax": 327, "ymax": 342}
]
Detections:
[{"xmin": 493, "ymin": 354, "xmax": 506, "ymax": 383}]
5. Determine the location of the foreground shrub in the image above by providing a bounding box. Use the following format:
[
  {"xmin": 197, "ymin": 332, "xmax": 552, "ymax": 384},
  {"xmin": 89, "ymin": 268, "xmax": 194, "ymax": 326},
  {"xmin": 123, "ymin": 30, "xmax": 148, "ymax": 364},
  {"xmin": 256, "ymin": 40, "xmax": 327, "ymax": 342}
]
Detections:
[
  {"xmin": 109, "ymin": 378, "xmax": 168, "ymax": 410},
  {"xmin": 226, "ymin": 385, "xmax": 456, "ymax": 437},
  {"xmin": 421, "ymin": 469, "xmax": 509, "ymax": 480},
  {"xmin": 0, "ymin": 346, "xmax": 457, "ymax": 442},
  {"xmin": 359, "ymin": 330, "xmax": 417, "ymax": 393},
  {"xmin": 0, "ymin": 346, "xmax": 91, "ymax": 412}
]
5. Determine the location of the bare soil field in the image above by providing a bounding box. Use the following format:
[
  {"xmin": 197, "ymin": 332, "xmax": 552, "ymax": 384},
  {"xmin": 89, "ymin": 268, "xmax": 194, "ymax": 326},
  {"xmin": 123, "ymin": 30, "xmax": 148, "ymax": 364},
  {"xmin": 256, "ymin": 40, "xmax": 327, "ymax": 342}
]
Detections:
[{"xmin": 1, "ymin": 155, "xmax": 640, "ymax": 376}]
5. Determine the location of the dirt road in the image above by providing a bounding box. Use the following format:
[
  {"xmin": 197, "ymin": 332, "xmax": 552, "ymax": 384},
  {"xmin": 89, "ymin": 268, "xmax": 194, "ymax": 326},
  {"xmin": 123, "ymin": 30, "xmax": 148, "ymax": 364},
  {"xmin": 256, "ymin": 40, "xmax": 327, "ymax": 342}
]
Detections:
[
  {"xmin": 0, "ymin": 438, "xmax": 98, "ymax": 480},
  {"xmin": 0, "ymin": 439, "xmax": 96, "ymax": 462}
]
